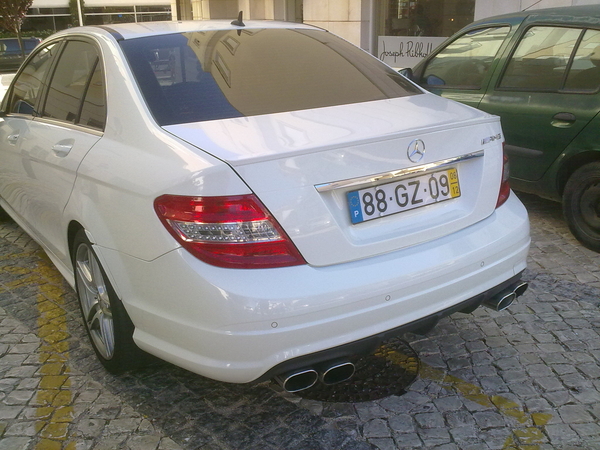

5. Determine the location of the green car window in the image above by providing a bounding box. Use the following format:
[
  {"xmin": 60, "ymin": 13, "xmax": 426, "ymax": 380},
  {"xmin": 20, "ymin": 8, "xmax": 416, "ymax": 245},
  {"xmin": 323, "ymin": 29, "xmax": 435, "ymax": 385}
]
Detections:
[
  {"xmin": 499, "ymin": 26, "xmax": 582, "ymax": 91},
  {"xmin": 421, "ymin": 26, "xmax": 509, "ymax": 89},
  {"xmin": 564, "ymin": 29, "xmax": 600, "ymax": 91}
]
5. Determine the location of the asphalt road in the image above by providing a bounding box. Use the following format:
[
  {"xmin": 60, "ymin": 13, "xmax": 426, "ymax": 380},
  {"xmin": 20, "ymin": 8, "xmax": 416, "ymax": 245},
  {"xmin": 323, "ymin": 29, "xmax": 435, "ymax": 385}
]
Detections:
[{"xmin": 0, "ymin": 191, "xmax": 599, "ymax": 450}]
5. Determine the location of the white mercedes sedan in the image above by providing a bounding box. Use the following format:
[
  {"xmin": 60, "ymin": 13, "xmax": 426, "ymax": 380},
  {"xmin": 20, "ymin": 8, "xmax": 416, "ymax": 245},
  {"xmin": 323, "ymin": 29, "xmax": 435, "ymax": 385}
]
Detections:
[{"xmin": 0, "ymin": 18, "xmax": 529, "ymax": 392}]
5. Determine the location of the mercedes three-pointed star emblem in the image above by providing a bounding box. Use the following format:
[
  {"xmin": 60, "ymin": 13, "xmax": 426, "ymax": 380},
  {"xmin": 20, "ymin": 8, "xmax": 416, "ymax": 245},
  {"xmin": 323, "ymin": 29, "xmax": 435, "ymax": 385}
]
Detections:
[{"xmin": 407, "ymin": 139, "xmax": 425, "ymax": 163}]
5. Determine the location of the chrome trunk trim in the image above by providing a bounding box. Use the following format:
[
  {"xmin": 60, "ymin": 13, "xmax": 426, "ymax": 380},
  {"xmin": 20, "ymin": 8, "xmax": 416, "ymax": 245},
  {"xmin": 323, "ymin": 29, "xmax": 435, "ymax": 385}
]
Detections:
[{"xmin": 314, "ymin": 150, "xmax": 484, "ymax": 193}]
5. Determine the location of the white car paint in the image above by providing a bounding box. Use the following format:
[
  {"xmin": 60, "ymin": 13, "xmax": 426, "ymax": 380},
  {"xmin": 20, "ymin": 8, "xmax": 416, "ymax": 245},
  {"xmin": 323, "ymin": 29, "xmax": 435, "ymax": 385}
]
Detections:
[
  {"xmin": 0, "ymin": 21, "xmax": 530, "ymax": 384},
  {"xmin": 165, "ymin": 96, "xmax": 505, "ymax": 266}
]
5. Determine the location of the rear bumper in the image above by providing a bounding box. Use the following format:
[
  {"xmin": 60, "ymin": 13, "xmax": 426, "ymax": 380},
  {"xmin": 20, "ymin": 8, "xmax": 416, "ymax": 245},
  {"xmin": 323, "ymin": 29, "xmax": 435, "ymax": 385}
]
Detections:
[
  {"xmin": 254, "ymin": 271, "xmax": 525, "ymax": 383},
  {"xmin": 99, "ymin": 193, "xmax": 529, "ymax": 384}
]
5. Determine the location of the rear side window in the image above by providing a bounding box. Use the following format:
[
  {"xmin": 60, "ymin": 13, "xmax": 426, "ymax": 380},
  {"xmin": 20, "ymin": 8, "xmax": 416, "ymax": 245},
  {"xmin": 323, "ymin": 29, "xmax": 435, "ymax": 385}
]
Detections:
[
  {"xmin": 498, "ymin": 26, "xmax": 600, "ymax": 93},
  {"xmin": 499, "ymin": 26, "xmax": 582, "ymax": 91},
  {"xmin": 120, "ymin": 28, "xmax": 421, "ymax": 126},
  {"xmin": 564, "ymin": 29, "xmax": 600, "ymax": 91},
  {"xmin": 421, "ymin": 26, "xmax": 510, "ymax": 89},
  {"xmin": 78, "ymin": 62, "xmax": 107, "ymax": 129},
  {"xmin": 43, "ymin": 40, "xmax": 106, "ymax": 130}
]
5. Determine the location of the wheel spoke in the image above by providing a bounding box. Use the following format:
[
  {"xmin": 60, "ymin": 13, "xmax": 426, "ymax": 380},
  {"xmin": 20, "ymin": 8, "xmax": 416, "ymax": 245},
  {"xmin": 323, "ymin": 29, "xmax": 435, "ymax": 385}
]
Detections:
[
  {"xmin": 76, "ymin": 258, "xmax": 97, "ymax": 299},
  {"xmin": 75, "ymin": 242, "xmax": 116, "ymax": 361},
  {"xmin": 87, "ymin": 302, "xmax": 103, "ymax": 329},
  {"xmin": 100, "ymin": 315, "xmax": 115, "ymax": 358}
]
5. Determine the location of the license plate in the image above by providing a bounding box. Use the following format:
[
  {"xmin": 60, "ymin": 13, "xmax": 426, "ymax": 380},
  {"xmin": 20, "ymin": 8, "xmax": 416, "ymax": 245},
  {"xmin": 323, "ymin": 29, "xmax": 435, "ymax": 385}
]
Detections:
[{"xmin": 347, "ymin": 168, "xmax": 460, "ymax": 224}]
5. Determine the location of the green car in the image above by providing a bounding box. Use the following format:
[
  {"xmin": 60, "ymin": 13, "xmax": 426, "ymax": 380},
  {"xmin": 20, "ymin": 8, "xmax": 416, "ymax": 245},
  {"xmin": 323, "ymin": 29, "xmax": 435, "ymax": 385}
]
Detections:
[{"xmin": 404, "ymin": 5, "xmax": 600, "ymax": 252}]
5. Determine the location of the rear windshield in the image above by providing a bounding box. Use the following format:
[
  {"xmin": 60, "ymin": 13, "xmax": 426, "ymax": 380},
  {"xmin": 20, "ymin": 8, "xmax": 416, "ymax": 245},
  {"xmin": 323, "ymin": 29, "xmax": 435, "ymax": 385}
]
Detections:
[{"xmin": 120, "ymin": 28, "xmax": 421, "ymax": 125}]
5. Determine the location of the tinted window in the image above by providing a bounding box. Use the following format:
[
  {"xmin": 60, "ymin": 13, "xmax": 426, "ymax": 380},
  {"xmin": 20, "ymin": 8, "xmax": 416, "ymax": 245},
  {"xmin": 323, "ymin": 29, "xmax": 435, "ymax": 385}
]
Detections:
[
  {"xmin": 9, "ymin": 43, "xmax": 58, "ymax": 115},
  {"xmin": 421, "ymin": 27, "xmax": 510, "ymax": 89},
  {"xmin": 79, "ymin": 62, "xmax": 107, "ymax": 130},
  {"xmin": 120, "ymin": 29, "xmax": 421, "ymax": 126},
  {"xmin": 43, "ymin": 40, "xmax": 105, "ymax": 128},
  {"xmin": 499, "ymin": 26, "xmax": 583, "ymax": 91}
]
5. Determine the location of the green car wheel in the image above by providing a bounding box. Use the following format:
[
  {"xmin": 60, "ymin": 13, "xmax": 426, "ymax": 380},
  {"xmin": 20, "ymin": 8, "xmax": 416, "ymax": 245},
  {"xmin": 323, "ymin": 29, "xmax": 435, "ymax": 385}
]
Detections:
[{"xmin": 563, "ymin": 162, "xmax": 600, "ymax": 252}]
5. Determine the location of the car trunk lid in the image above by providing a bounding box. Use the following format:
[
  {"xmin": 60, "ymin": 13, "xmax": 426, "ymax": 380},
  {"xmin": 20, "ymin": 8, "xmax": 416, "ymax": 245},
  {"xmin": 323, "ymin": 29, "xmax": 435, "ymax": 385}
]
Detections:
[{"xmin": 163, "ymin": 94, "xmax": 505, "ymax": 267}]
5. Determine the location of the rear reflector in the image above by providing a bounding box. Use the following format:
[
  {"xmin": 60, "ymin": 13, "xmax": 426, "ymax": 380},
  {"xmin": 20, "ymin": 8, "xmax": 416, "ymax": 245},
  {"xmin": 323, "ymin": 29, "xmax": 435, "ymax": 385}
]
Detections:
[{"xmin": 154, "ymin": 194, "xmax": 306, "ymax": 269}]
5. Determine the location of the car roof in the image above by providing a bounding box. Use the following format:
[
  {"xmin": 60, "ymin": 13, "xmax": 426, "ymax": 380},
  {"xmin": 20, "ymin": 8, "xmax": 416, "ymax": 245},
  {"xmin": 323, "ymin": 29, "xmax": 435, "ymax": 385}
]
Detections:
[
  {"xmin": 469, "ymin": 4, "xmax": 600, "ymax": 28},
  {"xmin": 53, "ymin": 19, "xmax": 320, "ymax": 41}
]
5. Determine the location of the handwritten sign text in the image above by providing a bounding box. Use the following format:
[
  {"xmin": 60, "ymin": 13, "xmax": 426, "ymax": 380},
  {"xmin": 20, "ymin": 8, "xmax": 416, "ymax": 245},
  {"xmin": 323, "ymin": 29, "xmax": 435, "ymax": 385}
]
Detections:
[{"xmin": 378, "ymin": 36, "xmax": 446, "ymax": 68}]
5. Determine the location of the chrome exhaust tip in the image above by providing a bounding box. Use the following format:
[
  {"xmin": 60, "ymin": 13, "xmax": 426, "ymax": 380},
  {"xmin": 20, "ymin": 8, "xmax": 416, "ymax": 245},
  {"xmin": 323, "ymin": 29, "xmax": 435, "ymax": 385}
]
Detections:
[
  {"xmin": 483, "ymin": 281, "xmax": 528, "ymax": 312},
  {"xmin": 274, "ymin": 369, "xmax": 318, "ymax": 393},
  {"xmin": 483, "ymin": 291, "xmax": 516, "ymax": 311},
  {"xmin": 514, "ymin": 282, "xmax": 529, "ymax": 297},
  {"xmin": 320, "ymin": 362, "xmax": 355, "ymax": 386}
]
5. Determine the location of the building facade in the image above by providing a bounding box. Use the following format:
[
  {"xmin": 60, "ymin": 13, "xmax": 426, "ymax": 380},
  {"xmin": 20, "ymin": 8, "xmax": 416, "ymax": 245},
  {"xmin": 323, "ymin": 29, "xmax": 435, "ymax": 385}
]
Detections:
[{"xmin": 20, "ymin": 0, "xmax": 600, "ymax": 55}]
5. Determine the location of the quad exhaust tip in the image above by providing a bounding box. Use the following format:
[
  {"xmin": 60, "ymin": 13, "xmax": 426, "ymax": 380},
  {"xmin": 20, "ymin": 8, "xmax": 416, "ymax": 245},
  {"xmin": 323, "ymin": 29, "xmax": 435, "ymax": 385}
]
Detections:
[
  {"xmin": 274, "ymin": 369, "xmax": 318, "ymax": 393},
  {"xmin": 275, "ymin": 361, "xmax": 356, "ymax": 393},
  {"xmin": 483, "ymin": 282, "xmax": 528, "ymax": 311},
  {"xmin": 276, "ymin": 283, "xmax": 529, "ymax": 392},
  {"xmin": 320, "ymin": 361, "xmax": 355, "ymax": 386},
  {"xmin": 514, "ymin": 282, "xmax": 529, "ymax": 297}
]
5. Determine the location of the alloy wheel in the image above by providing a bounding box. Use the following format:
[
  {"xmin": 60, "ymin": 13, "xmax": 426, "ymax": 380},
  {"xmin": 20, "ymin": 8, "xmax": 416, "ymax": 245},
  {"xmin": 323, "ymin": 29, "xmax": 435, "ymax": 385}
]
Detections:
[{"xmin": 75, "ymin": 243, "xmax": 115, "ymax": 360}]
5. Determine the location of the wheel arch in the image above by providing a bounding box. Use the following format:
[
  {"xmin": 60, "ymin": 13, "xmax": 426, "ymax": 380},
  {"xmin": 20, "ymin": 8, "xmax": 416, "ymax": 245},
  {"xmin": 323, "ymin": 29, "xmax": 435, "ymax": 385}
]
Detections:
[
  {"xmin": 557, "ymin": 151, "xmax": 600, "ymax": 197},
  {"xmin": 67, "ymin": 220, "xmax": 125, "ymax": 301},
  {"xmin": 68, "ymin": 221, "xmax": 85, "ymax": 261}
]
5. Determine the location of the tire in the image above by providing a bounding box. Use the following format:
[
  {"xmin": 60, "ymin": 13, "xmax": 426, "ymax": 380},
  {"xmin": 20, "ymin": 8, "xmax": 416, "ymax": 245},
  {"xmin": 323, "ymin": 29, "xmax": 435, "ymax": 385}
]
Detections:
[
  {"xmin": 72, "ymin": 229, "xmax": 144, "ymax": 373},
  {"xmin": 563, "ymin": 162, "xmax": 600, "ymax": 252}
]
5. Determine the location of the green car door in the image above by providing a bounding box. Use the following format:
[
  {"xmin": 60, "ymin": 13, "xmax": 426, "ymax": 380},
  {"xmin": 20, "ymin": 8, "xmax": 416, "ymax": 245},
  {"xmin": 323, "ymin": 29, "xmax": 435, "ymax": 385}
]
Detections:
[
  {"xmin": 411, "ymin": 8, "xmax": 600, "ymax": 252},
  {"xmin": 480, "ymin": 26, "xmax": 600, "ymax": 185}
]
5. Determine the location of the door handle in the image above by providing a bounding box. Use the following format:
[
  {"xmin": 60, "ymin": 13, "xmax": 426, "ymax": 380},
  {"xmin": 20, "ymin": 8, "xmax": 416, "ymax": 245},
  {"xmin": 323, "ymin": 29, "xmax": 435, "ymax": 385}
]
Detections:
[
  {"xmin": 52, "ymin": 142, "xmax": 73, "ymax": 157},
  {"xmin": 7, "ymin": 134, "xmax": 19, "ymax": 144},
  {"xmin": 551, "ymin": 112, "xmax": 576, "ymax": 128}
]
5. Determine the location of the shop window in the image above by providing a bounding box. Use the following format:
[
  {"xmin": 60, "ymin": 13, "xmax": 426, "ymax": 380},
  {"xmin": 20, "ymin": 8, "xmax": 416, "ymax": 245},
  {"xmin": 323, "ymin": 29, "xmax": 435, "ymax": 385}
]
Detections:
[{"xmin": 380, "ymin": 0, "xmax": 475, "ymax": 38}]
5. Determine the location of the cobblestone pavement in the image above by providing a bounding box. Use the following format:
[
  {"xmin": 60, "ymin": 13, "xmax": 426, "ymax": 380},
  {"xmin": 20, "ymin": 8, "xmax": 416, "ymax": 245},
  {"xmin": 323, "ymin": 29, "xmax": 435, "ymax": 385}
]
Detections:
[{"xmin": 1, "ymin": 191, "xmax": 600, "ymax": 450}]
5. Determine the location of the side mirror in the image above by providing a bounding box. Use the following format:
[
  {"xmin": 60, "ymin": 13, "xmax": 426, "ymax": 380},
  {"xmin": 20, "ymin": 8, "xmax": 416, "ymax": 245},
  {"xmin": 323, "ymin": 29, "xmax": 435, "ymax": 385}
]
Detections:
[
  {"xmin": 425, "ymin": 75, "xmax": 445, "ymax": 86},
  {"xmin": 398, "ymin": 68, "xmax": 413, "ymax": 80}
]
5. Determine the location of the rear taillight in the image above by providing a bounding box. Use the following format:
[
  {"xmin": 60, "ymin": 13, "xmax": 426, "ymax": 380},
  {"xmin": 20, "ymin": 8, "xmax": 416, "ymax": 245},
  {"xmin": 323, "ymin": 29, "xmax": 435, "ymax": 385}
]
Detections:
[
  {"xmin": 496, "ymin": 147, "xmax": 510, "ymax": 209},
  {"xmin": 154, "ymin": 194, "xmax": 306, "ymax": 269}
]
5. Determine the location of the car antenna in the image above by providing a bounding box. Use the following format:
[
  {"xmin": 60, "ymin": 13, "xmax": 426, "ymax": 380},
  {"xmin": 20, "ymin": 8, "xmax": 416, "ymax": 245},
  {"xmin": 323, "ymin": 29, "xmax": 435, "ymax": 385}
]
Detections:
[{"xmin": 231, "ymin": 11, "xmax": 245, "ymax": 27}]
